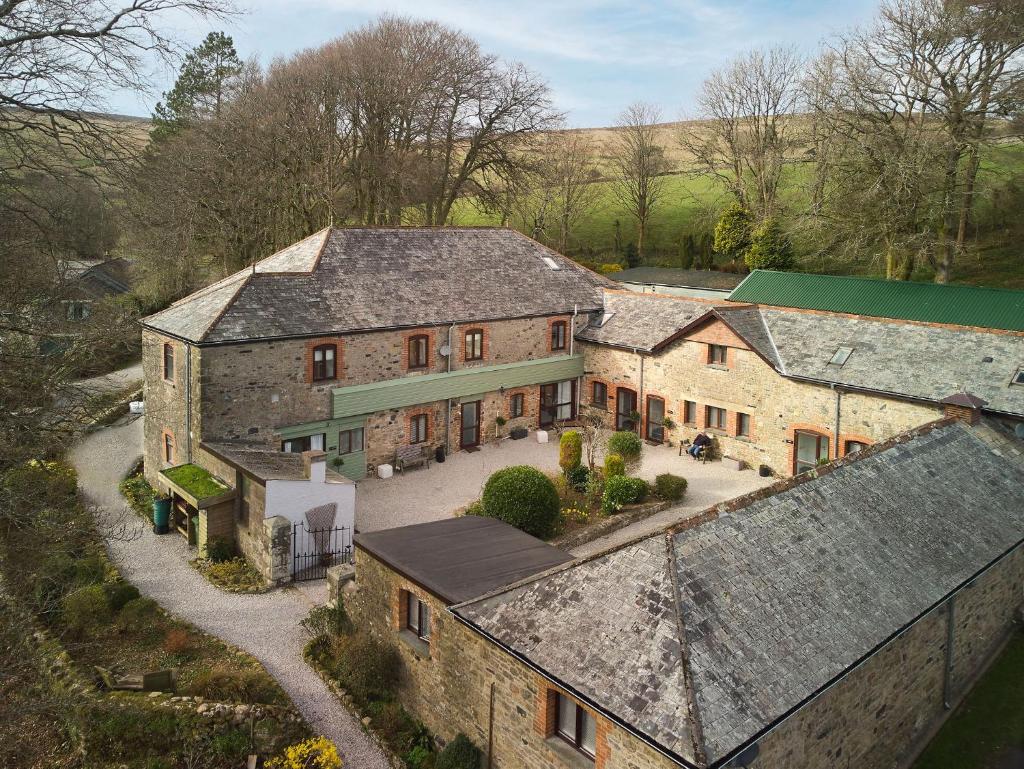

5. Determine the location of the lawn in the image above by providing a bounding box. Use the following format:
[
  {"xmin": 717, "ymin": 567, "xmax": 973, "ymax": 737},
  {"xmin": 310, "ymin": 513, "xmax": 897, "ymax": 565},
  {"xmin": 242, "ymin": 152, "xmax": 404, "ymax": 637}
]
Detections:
[{"xmin": 914, "ymin": 631, "xmax": 1024, "ymax": 769}]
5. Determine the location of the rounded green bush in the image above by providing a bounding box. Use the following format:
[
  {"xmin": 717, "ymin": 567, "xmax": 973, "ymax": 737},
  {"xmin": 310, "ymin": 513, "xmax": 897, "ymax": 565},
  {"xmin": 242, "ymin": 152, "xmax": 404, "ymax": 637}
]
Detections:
[
  {"xmin": 559, "ymin": 430, "xmax": 582, "ymax": 472},
  {"xmin": 604, "ymin": 453, "xmax": 626, "ymax": 478},
  {"xmin": 564, "ymin": 464, "xmax": 590, "ymax": 492},
  {"xmin": 602, "ymin": 476, "xmax": 649, "ymax": 515},
  {"xmin": 436, "ymin": 734, "xmax": 482, "ymax": 769},
  {"xmin": 654, "ymin": 473, "xmax": 688, "ymax": 502},
  {"xmin": 104, "ymin": 581, "xmax": 141, "ymax": 611},
  {"xmin": 62, "ymin": 584, "xmax": 112, "ymax": 637},
  {"xmin": 608, "ymin": 430, "xmax": 642, "ymax": 463},
  {"xmin": 481, "ymin": 465, "xmax": 560, "ymax": 538}
]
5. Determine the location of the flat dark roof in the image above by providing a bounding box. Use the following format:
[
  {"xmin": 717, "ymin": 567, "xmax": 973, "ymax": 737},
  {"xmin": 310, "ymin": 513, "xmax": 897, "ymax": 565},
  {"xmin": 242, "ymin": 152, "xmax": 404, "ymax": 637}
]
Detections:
[{"xmin": 355, "ymin": 516, "xmax": 574, "ymax": 604}]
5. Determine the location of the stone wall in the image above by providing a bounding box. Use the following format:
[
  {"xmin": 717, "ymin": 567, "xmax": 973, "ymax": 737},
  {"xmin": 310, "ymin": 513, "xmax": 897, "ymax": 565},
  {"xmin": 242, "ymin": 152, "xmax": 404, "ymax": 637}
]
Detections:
[
  {"xmin": 580, "ymin": 324, "xmax": 940, "ymax": 476},
  {"xmin": 142, "ymin": 329, "xmax": 198, "ymax": 486},
  {"xmin": 350, "ymin": 541, "xmax": 1024, "ymax": 769}
]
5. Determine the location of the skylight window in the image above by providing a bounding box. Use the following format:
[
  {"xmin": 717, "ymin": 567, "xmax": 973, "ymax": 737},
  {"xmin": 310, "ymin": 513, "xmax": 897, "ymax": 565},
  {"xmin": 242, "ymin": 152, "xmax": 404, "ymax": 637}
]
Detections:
[
  {"xmin": 1012, "ymin": 368, "xmax": 1024, "ymax": 386},
  {"xmin": 828, "ymin": 346, "xmax": 854, "ymax": 367},
  {"xmin": 542, "ymin": 256, "xmax": 562, "ymax": 271}
]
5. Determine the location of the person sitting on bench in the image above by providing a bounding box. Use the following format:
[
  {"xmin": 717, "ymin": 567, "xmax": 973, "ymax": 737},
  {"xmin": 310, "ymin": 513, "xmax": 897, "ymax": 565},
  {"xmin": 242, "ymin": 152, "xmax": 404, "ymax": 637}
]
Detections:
[{"xmin": 687, "ymin": 432, "xmax": 711, "ymax": 459}]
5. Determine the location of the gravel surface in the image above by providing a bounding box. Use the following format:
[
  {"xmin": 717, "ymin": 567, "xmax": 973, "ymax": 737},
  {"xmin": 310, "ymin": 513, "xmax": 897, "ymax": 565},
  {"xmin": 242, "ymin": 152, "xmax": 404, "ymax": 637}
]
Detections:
[
  {"xmin": 70, "ymin": 416, "xmax": 389, "ymax": 769},
  {"xmin": 357, "ymin": 431, "xmax": 773, "ymax": 541}
]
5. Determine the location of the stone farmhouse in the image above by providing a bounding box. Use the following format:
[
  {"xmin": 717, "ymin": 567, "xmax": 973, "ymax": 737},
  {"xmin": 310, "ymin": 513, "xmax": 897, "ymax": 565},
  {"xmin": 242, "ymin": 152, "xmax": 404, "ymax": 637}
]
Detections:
[{"xmin": 348, "ymin": 410, "xmax": 1024, "ymax": 769}]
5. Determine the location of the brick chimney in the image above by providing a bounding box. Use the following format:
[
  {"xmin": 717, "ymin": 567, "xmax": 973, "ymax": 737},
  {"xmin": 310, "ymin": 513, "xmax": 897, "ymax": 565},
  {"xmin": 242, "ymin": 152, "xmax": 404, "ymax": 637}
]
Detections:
[
  {"xmin": 939, "ymin": 392, "xmax": 988, "ymax": 425},
  {"xmin": 302, "ymin": 450, "xmax": 327, "ymax": 482}
]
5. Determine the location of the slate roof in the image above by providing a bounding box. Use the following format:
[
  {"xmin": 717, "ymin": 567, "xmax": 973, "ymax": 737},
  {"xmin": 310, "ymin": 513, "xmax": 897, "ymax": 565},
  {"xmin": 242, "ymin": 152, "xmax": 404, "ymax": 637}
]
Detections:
[
  {"xmin": 578, "ymin": 292, "xmax": 1024, "ymax": 417},
  {"xmin": 201, "ymin": 442, "xmax": 351, "ymax": 483},
  {"xmin": 142, "ymin": 228, "xmax": 612, "ymax": 344},
  {"xmin": 355, "ymin": 516, "xmax": 574, "ymax": 604},
  {"xmin": 454, "ymin": 418, "xmax": 1024, "ymax": 767}
]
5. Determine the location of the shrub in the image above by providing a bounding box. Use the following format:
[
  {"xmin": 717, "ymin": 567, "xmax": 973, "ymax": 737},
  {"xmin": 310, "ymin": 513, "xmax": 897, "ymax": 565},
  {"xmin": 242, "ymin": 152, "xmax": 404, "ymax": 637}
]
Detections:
[
  {"xmin": 602, "ymin": 476, "xmax": 649, "ymax": 515},
  {"xmin": 202, "ymin": 557, "xmax": 264, "ymax": 591},
  {"xmin": 333, "ymin": 631, "xmax": 401, "ymax": 705},
  {"xmin": 119, "ymin": 474, "xmax": 156, "ymax": 519},
  {"xmin": 481, "ymin": 465, "xmax": 560, "ymax": 538},
  {"xmin": 187, "ymin": 664, "xmax": 282, "ymax": 704},
  {"xmin": 745, "ymin": 217, "xmax": 795, "ymax": 270},
  {"xmin": 115, "ymin": 596, "xmax": 160, "ymax": 633},
  {"xmin": 564, "ymin": 464, "xmax": 589, "ymax": 492},
  {"xmin": 163, "ymin": 628, "xmax": 193, "ymax": 656},
  {"xmin": 2, "ymin": 459, "xmax": 77, "ymax": 512},
  {"xmin": 713, "ymin": 202, "xmax": 753, "ymax": 260},
  {"xmin": 654, "ymin": 473, "xmax": 688, "ymax": 502},
  {"xmin": 204, "ymin": 537, "xmax": 236, "ymax": 563},
  {"xmin": 607, "ymin": 431, "xmax": 642, "ymax": 463},
  {"xmin": 585, "ymin": 469, "xmax": 606, "ymax": 510},
  {"xmin": 436, "ymin": 734, "xmax": 482, "ymax": 769},
  {"xmin": 405, "ymin": 746, "xmax": 432, "ymax": 769},
  {"xmin": 603, "ymin": 453, "xmax": 625, "ymax": 478},
  {"xmin": 61, "ymin": 584, "xmax": 112, "ymax": 637},
  {"xmin": 559, "ymin": 430, "xmax": 582, "ymax": 473},
  {"xmin": 266, "ymin": 736, "xmax": 342, "ymax": 769},
  {"xmin": 301, "ymin": 601, "xmax": 352, "ymax": 639},
  {"xmin": 104, "ymin": 581, "xmax": 140, "ymax": 611}
]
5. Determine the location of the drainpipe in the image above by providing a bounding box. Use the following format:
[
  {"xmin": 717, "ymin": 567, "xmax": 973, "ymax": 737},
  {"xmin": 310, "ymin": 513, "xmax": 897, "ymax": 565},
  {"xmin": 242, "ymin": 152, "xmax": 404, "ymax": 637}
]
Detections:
[
  {"xmin": 832, "ymin": 384, "xmax": 842, "ymax": 460},
  {"xmin": 943, "ymin": 596, "xmax": 956, "ymax": 709},
  {"xmin": 636, "ymin": 347, "xmax": 645, "ymax": 435},
  {"xmin": 185, "ymin": 341, "xmax": 194, "ymax": 463},
  {"xmin": 445, "ymin": 323, "xmax": 454, "ymax": 456},
  {"xmin": 571, "ymin": 305, "xmax": 580, "ymax": 417}
]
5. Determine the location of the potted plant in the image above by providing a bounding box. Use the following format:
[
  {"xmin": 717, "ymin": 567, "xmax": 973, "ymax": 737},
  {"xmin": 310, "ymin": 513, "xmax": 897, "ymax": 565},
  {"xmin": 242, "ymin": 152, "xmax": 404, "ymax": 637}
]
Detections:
[
  {"xmin": 495, "ymin": 415, "xmax": 507, "ymax": 441},
  {"xmin": 662, "ymin": 417, "xmax": 676, "ymax": 430},
  {"xmin": 152, "ymin": 491, "xmax": 171, "ymax": 535},
  {"xmin": 629, "ymin": 410, "xmax": 642, "ymax": 433}
]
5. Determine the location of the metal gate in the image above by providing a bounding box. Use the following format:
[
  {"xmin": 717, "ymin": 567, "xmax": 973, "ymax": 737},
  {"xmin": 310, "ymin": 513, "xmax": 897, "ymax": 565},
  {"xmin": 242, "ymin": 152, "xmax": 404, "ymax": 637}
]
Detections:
[{"xmin": 292, "ymin": 522, "xmax": 352, "ymax": 582}]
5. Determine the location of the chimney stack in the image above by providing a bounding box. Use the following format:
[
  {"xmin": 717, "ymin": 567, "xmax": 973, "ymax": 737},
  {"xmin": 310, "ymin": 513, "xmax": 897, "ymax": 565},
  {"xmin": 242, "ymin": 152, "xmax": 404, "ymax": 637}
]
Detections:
[
  {"xmin": 939, "ymin": 392, "xmax": 987, "ymax": 425},
  {"xmin": 302, "ymin": 450, "xmax": 327, "ymax": 482}
]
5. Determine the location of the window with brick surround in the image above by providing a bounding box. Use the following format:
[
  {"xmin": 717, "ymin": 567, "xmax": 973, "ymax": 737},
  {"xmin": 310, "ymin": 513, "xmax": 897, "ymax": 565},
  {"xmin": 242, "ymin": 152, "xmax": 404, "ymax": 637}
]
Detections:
[
  {"xmin": 550, "ymin": 320, "xmax": 567, "ymax": 351},
  {"xmin": 555, "ymin": 693, "xmax": 596, "ymax": 759},
  {"xmin": 510, "ymin": 392, "xmax": 524, "ymax": 418},
  {"xmin": 646, "ymin": 395, "xmax": 666, "ymax": 443},
  {"xmin": 312, "ymin": 344, "xmax": 337, "ymax": 382},
  {"xmin": 708, "ymin": 344, "xmax": 727, "ymax": 365},
  {"xmin": 464, "ymin": 329, "xmax": 484, "ymax": 361},
  {"xmin": 408, "ymin": 335, "xmax": 429, "ymax": 369},
  {"xmin": 163, "ymin": 431, "xmax": 175, "ymax": 463},
  {"xmin": 163, "ymin": 343, "xmax": 175, "ymax": 382},
  {"xmin": 845, "ymin": 439, "xmax": 868, "ymax": 455},
  {"xmin": 410, "ymin": 414, "xmax": 429, "ymax": 444},
  {"xmin": 706, "ymin": 405, "xmax": 727, "ymax": 431},
  {"xmin": 404, "ymin": 591, "xmax": 431, "ymax": 642},
  {"xmin": 737, "ymin": 412, "xmax": 751, "ymax": 437},
  {"xmin": 592, "ymin": 381, "xmax": 607, "ymax": 409},
  {"xmin": 683, "ymin": 400, "xmax": 697, "ymax": 426}
]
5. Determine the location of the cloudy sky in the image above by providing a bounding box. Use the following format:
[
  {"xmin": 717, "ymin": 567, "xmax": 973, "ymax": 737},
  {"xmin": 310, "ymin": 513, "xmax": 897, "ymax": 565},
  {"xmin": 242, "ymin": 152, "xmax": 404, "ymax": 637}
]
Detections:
[{"xmin": 112, "ymin": 0, "xmax": 879, "ymax": 127}]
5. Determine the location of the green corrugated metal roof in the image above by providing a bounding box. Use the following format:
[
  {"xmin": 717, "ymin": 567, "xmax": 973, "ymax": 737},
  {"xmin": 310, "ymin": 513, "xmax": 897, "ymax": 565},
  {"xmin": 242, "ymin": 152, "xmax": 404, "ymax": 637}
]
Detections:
[
  {"xmin": 729, "ymin": 271, "xmax": 1024, "ymax": 331},
  {"xmin": 332, "ymin": 354, "xmax": 584, "ymax": 419}
]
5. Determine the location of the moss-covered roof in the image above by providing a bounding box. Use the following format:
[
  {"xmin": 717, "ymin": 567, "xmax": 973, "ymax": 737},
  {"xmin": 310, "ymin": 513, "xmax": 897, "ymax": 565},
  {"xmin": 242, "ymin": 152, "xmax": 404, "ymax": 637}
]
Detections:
[{"xmin": 161, "ymin": 464, "xmax": 229, "ymax": 500}]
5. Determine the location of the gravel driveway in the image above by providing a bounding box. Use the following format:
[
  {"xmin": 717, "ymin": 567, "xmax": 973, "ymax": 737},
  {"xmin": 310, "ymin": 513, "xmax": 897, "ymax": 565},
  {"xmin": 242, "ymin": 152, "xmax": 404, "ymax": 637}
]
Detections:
[{"xmin": 70, "ymin": 416, "xmax": 388, "ymax": 769}]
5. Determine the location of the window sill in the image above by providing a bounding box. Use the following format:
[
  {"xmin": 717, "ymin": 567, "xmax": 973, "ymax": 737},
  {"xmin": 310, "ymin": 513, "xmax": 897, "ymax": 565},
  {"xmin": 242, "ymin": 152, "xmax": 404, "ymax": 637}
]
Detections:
[
  {"xmin": 545, "ymin": 737, "xmax": 594, "ymax": 768},
  {"xmin": 398, "ymin": 629, "xmax": 431, "ymax": 659},
  {"xmin": 705, "ymin": 364, "xmax": 729, "ymax": 371},
  {"xmin": 590, "ymin": 404, "xmax": 607, "ymax": 411}
]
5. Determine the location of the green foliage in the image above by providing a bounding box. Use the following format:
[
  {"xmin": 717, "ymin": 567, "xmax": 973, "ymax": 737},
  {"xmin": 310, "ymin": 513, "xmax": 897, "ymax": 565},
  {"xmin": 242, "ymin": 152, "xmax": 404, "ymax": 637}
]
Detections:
[
  {"xmin": 84, "ymin": 701, "xmax": 182, "ymax": 760},
  {"xmin": 624, "ymin": 241, "xmax": 640, "ymax": 267},
  {"xmin": 564, "ymin": 464, "xmax": 590, "ymax": 492},
  {"xmin": 679, "ymin": 233, "xmax": 696, "ymax": 269},
  {"xmin": 436, "ymin": 734, "xmax": 482, "ymax": 769},
  {"xmin": 61, "ymin": 585, "xmax": 112, "ymax": 638},
  {"xmin": 713, "ymin": 203, "xmax": 753, "ymax": 261},
  {"xmin": 199, "ymin": 557, "xmax": 264, "ymax": 591},
  {"xmin": 119, "ymin": 473, "xmax": 157, "ymax": 519},
  {"xmin": 162, "ymin": 464, "xmax": 228, "ymax": 500},
  {"xmin": 186, "ymin": 664, "xmax": 282, "ymax": 704},
  {"xmin": 2, "ymin": 459, "xmax": 77, "ymax": 513},
  {"xmin": 301, "ymin": 601, "xmax": 353, "ymax": 639},
  {"xmin": 654, "ymin": 474, "xmax": 688, "ymax": 502},
  {"xmin": 559, "ymin": 430, "xmax": 582, "ymax": 473},
  {"xmin": 464, "ymin": 499, "xmax": 485, "ymax": 517},
  {"xmin": 333, "ymin": 631, "xmax": 401, "ymax": 705},
  {"xmin": 481, "ymin": 465, "xmax": 561, "ymax": 538},
  {"xmin": 115, "ymin": 597, "xmax": 160, "ymax": 633},
  {"xmin": 204, "ymin": 537, "xmax": 236, "ymax": 563},
  {"xmin": 104, "ymin": 581, "xmax": 141, "ymax": 611},
  {"xmin": 745, "ymin": 218, "xmax": 795, "ymax": 270},
  {"xmin": 604, "ymin": 453, "xmax": 626, "ymax": 478},
  {"xmin": 602, "ymin": 476, "xmax": 649, "ymax": 514},
  {"xmin": 405, "ymin": 745, "xmax": 432, "ymax": 768},
  {"xmin": 607, "ymin": 430, "xmax": 642, "ymax": 463}
]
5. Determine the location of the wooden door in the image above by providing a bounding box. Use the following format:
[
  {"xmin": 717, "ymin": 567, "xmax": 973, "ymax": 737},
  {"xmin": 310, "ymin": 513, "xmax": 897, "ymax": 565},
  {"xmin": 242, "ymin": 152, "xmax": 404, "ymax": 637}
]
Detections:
[{"xmin": 460, "ymin": 401, "xmax": 481, "ymax": 449}]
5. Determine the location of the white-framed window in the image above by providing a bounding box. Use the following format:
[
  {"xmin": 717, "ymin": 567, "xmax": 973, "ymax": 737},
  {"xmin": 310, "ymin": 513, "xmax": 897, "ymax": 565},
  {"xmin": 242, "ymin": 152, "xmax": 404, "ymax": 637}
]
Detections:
[
  {"xmin": 405, "ymin": 591, "xmax": 431, "ymax": 642},
  {"xmin": 281, "ymin": 433, "xmax": 325, "ymax": 453},
  {"xmin": 706, "ymin": 405, "xmax": 727, "ymax": 431}
]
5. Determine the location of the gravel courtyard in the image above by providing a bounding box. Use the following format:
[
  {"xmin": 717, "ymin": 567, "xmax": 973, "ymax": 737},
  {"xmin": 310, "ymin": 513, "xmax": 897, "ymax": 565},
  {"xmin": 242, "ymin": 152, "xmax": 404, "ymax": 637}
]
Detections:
[{"xmin": 356, "ymin": 431, "xmax": 774, "ymax": 550}]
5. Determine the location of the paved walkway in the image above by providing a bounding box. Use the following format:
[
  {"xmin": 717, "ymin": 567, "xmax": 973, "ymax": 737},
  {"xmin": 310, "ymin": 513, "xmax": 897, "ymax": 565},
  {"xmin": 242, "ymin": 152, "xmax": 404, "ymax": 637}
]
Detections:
[{"xmin": 70, "ymin": 416, "xmax": 388, "ymax": 769}]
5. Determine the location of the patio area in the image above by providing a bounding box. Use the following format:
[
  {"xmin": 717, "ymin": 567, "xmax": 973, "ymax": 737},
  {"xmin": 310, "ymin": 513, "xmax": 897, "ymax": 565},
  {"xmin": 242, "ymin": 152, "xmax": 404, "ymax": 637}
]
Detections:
[{"xmin": 355, "ymin": 431, "xmax": 775, "ymax": 548}]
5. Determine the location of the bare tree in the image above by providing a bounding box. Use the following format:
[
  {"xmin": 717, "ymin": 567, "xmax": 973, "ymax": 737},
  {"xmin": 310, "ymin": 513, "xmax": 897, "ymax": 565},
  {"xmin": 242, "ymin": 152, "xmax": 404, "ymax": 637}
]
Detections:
[
  {"xmin": 611, "ymin": 102, "xmax": 669, "ymax": 259},
  {"xmin": 679, "ymin": 46, "xmax": 804, "ymax": 219},
  {"xmin": 546, "ymin": 132, "xmax": 603, "ymax": 253}
]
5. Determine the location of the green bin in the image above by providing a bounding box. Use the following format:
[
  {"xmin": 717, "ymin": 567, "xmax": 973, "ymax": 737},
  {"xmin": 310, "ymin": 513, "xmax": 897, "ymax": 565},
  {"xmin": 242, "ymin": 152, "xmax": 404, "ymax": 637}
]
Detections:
[{"xmin": 152, "ymin": 497, "xmax": 171, "ymax": 535}]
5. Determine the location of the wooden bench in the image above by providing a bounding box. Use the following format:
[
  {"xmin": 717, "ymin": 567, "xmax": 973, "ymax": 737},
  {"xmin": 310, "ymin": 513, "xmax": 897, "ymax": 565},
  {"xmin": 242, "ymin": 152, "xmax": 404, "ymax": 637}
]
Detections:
[{"xmin": 394, "ymin": 444, "xmax": 430, "ymax": 473}]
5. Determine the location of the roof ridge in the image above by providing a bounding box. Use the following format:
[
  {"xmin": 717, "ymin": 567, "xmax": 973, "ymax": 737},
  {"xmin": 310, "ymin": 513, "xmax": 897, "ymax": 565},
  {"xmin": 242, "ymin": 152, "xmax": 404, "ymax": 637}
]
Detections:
[{"xmin": 198, "ymin": 270, "xmax": 255, "ymax": 343}]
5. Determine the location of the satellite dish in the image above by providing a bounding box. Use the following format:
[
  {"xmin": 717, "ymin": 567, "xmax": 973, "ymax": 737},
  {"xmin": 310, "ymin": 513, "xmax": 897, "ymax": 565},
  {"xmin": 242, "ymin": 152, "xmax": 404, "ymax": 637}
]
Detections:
[{"xmin": 438, "ymin": 344, "xmax": 451, "ymax": 357}]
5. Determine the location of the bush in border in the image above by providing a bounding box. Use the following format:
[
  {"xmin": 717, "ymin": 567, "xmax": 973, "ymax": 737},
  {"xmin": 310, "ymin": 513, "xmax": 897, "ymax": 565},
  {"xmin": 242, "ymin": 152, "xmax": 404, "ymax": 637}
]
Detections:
[{"xmin": 481, "ymin": 465, "xmax": 560, "ymax": 538}]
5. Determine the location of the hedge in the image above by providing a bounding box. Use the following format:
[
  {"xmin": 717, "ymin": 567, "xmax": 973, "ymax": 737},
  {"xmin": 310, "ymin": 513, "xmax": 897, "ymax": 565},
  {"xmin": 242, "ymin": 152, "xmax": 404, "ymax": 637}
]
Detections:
[
  {"xmin": 481, "ymin": 465, "xmax": 560, "ymax": 538},
  {"xmin": 602, "ymin": 476, "xmax": 649, "ymax": 515}
]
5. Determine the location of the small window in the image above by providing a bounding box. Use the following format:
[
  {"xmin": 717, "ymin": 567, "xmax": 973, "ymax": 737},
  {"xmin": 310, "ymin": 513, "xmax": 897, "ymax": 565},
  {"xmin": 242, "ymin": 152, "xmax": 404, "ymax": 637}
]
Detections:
[
  {"xmin": 829, "ymin": 346, "xmax": 854, "ymax": 366},
  {"xmin": 339, "ymin": 428, "xmax": 364, "ymax": 455},
  {"xmin": 550, "ymin": 320, "xmax": 567, "ymax": 351},
  {"xmin": 737, "ymin": 412, "xmax": 751, "ymax": 437},
  {"xmin": 312, "ymin": 344, "xmax": 337, "ymax": 382},
  {"xmin": 708, "ymin": 344, "xmax": 727, "ymax": 365},
  {"xmin": 408, "ymin": 335, "xmax": 429, "ymax": 370},
  {"xmin": 592, "ymin": 381, "xmax": 607, "ymax": 408},
  {"xmin": 281, "ymin": 434, "xmax": 325, "ymax": 453},
  {"xmin": 555, "ymin": 693, "xmax": 596, "ymax": 758},
  {"xmin": 464, "ymin": 329, "xmax": 484, "ymax": 361},
  {"xmin": 510, "ymin": 393, "xmax": 524, "ymax": 419},
  {"xmin": 845, "ymin": 439, "xmax": 868, "ymax": 455},
  {"xmin": 1013, "ymin": 368, "xmax": 1024, "ymax": 386},
  {"xmin": 405, "ymin": 591, "xmax": 431, "ymax": 642},
  {"xmin": 683, "ymin": 401, "xmax": 697, "ymax": 426},
  {"xmin": 706, "ymin": 405, "xmax": 727, "ymax": 431},
  {"xmin": 163, "ymin": 343, "xmax": 175, "ymax": 382},
  {"xmin": 163, "ymin": 432, "xmax": 175, "ymax": 463},
  {"xmin": 410, "ymin": 413, "xmax": 429, "ymax": 444}
]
